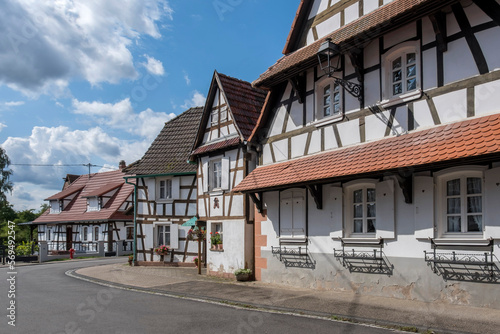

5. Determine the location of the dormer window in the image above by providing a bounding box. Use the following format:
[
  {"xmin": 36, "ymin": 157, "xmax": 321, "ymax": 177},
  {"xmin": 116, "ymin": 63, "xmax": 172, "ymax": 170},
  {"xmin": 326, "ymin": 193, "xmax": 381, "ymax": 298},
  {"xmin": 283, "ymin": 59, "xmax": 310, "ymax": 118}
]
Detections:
[
  {"xmin": 50, "ymin": 200, "xmax": 62, "ymax": 214},
  {"xmin": 87, "ymin": 197, "xmax": 101, "ymax": 212}
]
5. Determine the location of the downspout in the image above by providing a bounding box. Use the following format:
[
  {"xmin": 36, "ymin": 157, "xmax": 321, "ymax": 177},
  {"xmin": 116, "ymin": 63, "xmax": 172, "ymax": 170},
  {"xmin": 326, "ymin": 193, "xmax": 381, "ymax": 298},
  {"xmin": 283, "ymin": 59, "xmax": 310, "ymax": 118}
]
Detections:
[
  {"xmin": 244, "ymin": 141, "xmax": 259, "ymax": 278},
  {"xmin": 124, "ymin": 177, "xmax": 138, "ymax": 265}
]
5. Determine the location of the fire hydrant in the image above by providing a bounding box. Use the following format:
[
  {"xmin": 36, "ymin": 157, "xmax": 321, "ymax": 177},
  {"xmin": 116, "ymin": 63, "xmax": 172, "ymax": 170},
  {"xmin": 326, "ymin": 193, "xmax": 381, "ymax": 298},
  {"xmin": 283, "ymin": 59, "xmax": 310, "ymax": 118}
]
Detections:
[{"xmin": 69, "ymin": 248, "xmax": 75, "ymax": 259}]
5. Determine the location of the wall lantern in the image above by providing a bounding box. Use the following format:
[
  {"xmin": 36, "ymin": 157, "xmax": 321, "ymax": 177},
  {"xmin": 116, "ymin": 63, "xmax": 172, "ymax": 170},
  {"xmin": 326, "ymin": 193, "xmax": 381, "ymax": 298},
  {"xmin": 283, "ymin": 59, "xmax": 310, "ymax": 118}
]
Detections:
[{"xmin": 317, "ymin": 38, "xmax": 363, "ymax": 103}]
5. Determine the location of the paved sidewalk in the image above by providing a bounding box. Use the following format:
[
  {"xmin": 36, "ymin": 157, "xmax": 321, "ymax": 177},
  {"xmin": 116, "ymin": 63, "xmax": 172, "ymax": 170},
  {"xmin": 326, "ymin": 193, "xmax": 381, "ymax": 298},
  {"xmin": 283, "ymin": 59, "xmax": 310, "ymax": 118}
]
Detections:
[{"xmin": 74, "ymin": 260, "xmax": 500, "ymax": 334}]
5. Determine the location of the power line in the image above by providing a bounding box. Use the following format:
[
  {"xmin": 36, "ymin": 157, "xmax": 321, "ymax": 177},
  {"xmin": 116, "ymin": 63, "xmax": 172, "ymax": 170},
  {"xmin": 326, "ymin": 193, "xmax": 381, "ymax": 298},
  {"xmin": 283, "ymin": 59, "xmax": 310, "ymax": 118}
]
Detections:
[{"xmin": 10, "ymin": 163, "xmax": 117, "ymax": 173}]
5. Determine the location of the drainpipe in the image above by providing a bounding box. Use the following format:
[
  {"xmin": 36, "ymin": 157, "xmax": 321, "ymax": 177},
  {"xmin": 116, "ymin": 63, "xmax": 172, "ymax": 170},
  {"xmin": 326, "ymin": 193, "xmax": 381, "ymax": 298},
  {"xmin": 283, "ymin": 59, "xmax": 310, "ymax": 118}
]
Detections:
[
  {"xmin": 243, "ymin": 140, "xmax": 259, "ymax": 277},
  {"xmin": 124, "ymin": 177, "xmax": 138, "ymax": 265}
]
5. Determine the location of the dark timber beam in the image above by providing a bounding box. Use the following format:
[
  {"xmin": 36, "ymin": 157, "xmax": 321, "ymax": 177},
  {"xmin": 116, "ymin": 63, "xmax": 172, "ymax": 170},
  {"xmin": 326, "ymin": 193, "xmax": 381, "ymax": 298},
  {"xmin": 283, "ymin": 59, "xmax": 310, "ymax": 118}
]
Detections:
[
  {"xmin": 249, "ymin": 192, "xmax": 263, "ymax": 213},
  {"xmin": 472, "ymin": 0, "xmax": 500, "ymax": 27},
  {"xmin": 452, "ymin": 3, "xmax": 489, "ymax": 75},
  {"xmin": 429, "ymin": 12, "xmax": 448, "ymax": 53},
  {"xmin": 288, "ymin": 74, "xmax": 306, "ymax": 104},
  {"xmin": 306, "ymin": 184, "xmax": 323, "ymax": 210}
]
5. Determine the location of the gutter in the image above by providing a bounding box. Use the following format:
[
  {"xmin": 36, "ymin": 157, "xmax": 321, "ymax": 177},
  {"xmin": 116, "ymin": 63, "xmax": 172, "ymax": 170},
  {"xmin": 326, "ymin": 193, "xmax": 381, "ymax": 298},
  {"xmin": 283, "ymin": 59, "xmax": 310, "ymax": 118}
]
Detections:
[
  {"xmin": 124, "ymin": 172, "xmax": 195, "ymax": 179},
  {"xmin": 123, "ymin": 176, "xmax": 138, "ymax": 265}
]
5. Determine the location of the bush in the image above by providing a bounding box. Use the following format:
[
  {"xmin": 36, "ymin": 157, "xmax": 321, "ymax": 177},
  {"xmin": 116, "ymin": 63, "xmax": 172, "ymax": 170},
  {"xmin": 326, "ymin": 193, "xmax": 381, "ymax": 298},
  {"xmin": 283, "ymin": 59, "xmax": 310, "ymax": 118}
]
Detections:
[
  {"xmin": 234, "ymin": 268, "xmax": 252, "ymax": 276},
  {"xmin": 15, "ymin": 241, "xmax": 38, "ymax": 256}
]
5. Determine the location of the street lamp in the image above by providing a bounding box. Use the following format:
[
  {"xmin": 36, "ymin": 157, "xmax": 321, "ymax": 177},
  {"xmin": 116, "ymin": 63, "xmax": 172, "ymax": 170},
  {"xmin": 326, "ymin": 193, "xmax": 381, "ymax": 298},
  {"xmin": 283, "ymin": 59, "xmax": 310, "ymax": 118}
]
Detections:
[{"xmin": 317, "ymin": 38, "xmax": 363, "ymax": 103}]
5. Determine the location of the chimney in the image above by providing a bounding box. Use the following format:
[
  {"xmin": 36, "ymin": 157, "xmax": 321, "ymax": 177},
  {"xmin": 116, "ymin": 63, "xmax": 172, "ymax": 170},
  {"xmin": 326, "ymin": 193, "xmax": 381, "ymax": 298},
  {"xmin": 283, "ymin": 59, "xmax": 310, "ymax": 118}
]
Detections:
[{"xmin": 119, "ymin": 160, "xmax": 126, "ymax": 170}]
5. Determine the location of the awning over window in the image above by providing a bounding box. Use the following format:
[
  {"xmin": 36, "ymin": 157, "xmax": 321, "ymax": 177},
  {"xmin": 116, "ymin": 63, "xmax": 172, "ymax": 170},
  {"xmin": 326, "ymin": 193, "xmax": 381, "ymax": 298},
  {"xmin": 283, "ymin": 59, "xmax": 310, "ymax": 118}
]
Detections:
[
  {"xmin": 234, "ymin": 113, "xmax": 500, "ymax": 193},
  {"xmin": 181, "ymin": 216, "xmax": 198, "ymax": 227}
]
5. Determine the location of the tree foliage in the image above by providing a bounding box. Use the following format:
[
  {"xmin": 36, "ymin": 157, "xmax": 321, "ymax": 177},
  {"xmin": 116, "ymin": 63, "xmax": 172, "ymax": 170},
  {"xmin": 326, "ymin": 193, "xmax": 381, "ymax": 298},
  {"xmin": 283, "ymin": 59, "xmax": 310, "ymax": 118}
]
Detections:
[{"xmin": 0, "ymin": 146, "xmax": 13, "ymax": 203}]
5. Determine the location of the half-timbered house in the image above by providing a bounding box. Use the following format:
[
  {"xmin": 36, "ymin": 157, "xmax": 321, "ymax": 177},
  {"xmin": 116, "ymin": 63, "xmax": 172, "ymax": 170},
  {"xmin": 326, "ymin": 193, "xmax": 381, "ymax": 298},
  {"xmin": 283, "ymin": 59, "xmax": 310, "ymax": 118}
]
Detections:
[
  {"xmin": 190, "ymin": 71, "xmax": 267, "ymax": 277},
  {"xmin": 34, "ymin": 164, "xmax": 135, "ymax": 257},
  {"xmin": 234, "ymin": 0, "xmax": 500, "ymax": 308},
  {"xmin": 124, "ymin": 107, "xmax": 203, "ymax": 262}
]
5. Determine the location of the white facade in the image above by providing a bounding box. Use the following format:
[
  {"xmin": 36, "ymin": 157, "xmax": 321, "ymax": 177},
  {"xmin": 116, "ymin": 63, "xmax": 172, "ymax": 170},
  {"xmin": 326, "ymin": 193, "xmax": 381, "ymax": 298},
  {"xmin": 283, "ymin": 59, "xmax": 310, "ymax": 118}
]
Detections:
[{"xmin": 250, "ymin": 0, "xmax": 500, "ymax": 308}]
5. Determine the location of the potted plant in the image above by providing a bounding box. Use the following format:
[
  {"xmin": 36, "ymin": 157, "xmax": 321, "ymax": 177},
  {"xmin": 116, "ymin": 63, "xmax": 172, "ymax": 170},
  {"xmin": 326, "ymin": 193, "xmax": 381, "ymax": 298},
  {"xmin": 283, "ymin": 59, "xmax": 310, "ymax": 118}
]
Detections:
[
  {"xmin": 193, "ymin": 256, "xmax": 199, "ymax": 267},
  {"xmin": 234, "ymin": 268, "xmax": 252, "ymax": 281},
  {"xmin": 154, "ymin": 245, "xmax": 170, "ymax": 262},
  {"xmin": 210, "ymin": 232, "xmax": 221, "ymax": 250},
  {"xmin": 128, "ymin": 255, "xmax": 133, "ymax": 266}
]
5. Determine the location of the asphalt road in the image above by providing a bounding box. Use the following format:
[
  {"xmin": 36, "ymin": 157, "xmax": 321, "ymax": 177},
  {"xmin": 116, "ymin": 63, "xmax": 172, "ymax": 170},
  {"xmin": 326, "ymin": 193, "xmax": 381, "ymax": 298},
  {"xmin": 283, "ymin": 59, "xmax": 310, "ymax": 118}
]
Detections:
[{"xmin": 0, "ymin": 258, "xmax": 397, "ymax": 333}]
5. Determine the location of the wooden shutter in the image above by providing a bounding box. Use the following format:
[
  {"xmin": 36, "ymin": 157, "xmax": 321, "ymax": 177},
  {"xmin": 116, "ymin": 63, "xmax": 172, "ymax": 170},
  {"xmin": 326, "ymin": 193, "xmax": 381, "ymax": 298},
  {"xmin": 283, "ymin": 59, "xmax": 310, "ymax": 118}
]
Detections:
[
  {"xmin": 293, "ymin": 195, "xmax": 306, "ymax": 237},
  {"xmin": 170, "ymin": 223, "xmax": 179, "ymax": 249},
  {"xmin": 221, "ymin": 156, "xmax": 230, "ymax": 190},
  {"xmin": 485, "ymin": 167, "xmax": 500, "ymax": 238},
  {"xmin": 330, "ymin": 186, "xmax": 343, "ymax": 238},
  {"xmin": 202, "ymin": 161, "xmax": 209, "ymax": 193},
  {"xmin": 375, "ymin": 179, "xmax": 395, "ymax": 239},
  {"xmin": 171, "ymin": 177, "xmax": 180, "ymax": 199},
  {"xmin": 280, "ymin": 197, "xmax": 293, "ymax": 237},
  {"xmin": 414, "ymin": 176, "xmax": 434, "ymax": 239}
]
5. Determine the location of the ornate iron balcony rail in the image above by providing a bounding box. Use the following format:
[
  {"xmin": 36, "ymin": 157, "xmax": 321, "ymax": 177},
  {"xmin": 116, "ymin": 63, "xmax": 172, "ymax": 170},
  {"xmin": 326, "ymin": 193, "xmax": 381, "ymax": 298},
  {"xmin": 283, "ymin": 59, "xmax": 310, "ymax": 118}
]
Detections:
[{"xmin": 272, "ymin": 239, "xmax": 315, "ymax": 269}]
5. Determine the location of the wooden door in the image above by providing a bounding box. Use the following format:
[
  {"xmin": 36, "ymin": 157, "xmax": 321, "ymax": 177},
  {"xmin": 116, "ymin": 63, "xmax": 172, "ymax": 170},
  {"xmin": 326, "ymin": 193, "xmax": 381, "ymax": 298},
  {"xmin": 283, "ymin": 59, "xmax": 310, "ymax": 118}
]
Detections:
[{"xmin": 66, "ymin": 226, "xmax": 73, "ymax": 250}]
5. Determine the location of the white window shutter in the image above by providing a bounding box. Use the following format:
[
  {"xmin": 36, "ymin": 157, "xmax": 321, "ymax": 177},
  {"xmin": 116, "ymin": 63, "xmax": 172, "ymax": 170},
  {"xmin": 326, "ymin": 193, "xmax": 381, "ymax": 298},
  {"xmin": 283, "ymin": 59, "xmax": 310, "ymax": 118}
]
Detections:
[
  {"xmin": 170, "ymin": 224, "xmax": 179, "ymax": 249},
  {"xmin": 330, "ymin": 186, "xmax": 343, "ymax": 238},
  {"xmin": 280, "ymin": 198, "xmax": 293, "ymax": 237},
  {"xmin": 202, "ymin": 161, "xmax": 209, "ymax": 193},
  {"xmin": 485, "ymin": 167, "xmax": 500, "ymax": 238},
  {"xmin": 293, "ymin": 196, "xmax": 306, "ymax": 237},
  {"xmin": 221, "ymin": 156, "xmax": 230, "ymax": 190},
  {"xmin": 171, "ymin": 177, "xmax": 180, "ymax": 199},
  {"xmin": 375, "ymin": 179, "xmax": 395, "ymax": 239},
  {"xmin": 414, "ymin": 176, "xmax": 434, "ymax": 239}
]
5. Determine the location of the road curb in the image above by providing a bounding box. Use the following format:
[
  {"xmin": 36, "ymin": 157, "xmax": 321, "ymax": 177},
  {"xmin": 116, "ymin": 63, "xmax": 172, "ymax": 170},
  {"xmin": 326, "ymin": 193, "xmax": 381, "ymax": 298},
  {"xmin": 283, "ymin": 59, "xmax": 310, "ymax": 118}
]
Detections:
[{"xmin": 66, "ymin": 268, "xmax": 471, "ymax": 334}]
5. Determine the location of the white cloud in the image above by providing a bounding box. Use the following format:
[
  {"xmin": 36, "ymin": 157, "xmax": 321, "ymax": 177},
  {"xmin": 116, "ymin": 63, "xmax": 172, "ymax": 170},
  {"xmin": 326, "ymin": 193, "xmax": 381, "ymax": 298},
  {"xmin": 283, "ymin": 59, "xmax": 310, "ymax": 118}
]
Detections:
[
  {"xmin": 3, "ymin": 125, "xmax": 153, "ymax": 209},
  {"xmin": 141, "ymin": 55, "xmax": 165, "ymax": 76},
  {"xmin": 183, "ymin": 71, "xmax": 191, "ymax": 85},
  {"xmin": 72, "ymin": 98, "xmax": 175, "ymax": 140},
  {"xmin": 181, "ymin": 90, "xmax": 206, "ymax": 109},
  {"xmin": 4, "ymin": 101, "xmax": 24, "ymax": 107},
  {"xmin": 0, "ymin": 0, "xmax": 173, "ymax": 95},
  {"xmin": 0, "ymin": 123, "xmax": 6, "ymax": 132}
]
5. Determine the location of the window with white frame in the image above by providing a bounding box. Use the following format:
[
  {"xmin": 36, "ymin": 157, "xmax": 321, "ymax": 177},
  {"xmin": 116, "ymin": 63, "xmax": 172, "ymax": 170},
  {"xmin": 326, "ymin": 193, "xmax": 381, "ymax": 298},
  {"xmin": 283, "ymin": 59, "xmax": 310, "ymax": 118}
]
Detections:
[
  {"xmin": 157, "ymin": 225, "xmax": 170, "ymax": 246},
  {"xmin": 438, "ymin": 170, "xmax": 484, "ymax": 235},
  {"xmin": 158, "ymin": 179, "xmax": 172, "ymax": 200},
  {"xmin": 315, "ymin": 77, "xmax": 342, "ymax": 125},
  {"xmin": 350, "ymin": 185, "xmax": 376, "ymax": 234},
  {"xmin": 83, "ymin": 227, "xmax": 88, "ymax": 241},
  {"xmin": 381, "ymin": 41, "xmax": 421, "ymax": 106},
  {"xmin": 210, "ymin": 222, "xmax": 223, "ymax": 249},
  {"xmin": 94, "ymin": 226, "xmax": 99, "ymax": 241},
  {"xmin": 202, "ymin": 157, "xmax": 229, "ymax": 193}
]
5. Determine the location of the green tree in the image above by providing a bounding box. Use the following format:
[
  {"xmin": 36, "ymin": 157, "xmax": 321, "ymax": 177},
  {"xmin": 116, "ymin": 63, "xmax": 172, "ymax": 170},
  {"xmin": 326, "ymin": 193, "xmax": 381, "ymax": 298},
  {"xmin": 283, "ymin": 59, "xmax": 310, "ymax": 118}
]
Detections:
[{"xmin": 0, "ymin": 146, "xmax": 13, "ymax": 203}]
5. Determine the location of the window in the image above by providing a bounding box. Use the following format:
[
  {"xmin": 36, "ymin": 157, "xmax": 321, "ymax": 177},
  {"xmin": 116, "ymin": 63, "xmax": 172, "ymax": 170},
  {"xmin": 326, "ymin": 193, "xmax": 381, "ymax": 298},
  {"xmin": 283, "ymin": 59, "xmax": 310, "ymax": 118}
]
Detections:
[
  {"xmin": 202, "ymin": 157, "xmax": 229, "ymax": 193},
  {"xmin": 315, "ymin": 77, "xmax": 342, "ymax": 126},
  {"xmin": 157, "ymin": 225, "xmax": 170, "ymax": 246},
  {"xmin": 343, "ymin": 179, "xmax": 394, "ymax": 239},
  {"xmin": 352, "ymin": 187, "xmax": 376, "ymax": 234},
  {"xmin": 159, "ymin": 179, "xmax": 172, "ymax": 200},
  {"xmin": 211, "ymin": 109, "xmax": 219, "ymax": 125},
  {"xmin": 210, "ymin": 222, "xmax": 223, "ymax": 250},
  {"xmin": 94, "ymin": 226, "xmax": 99, "ymax": 241},
  {"xmin": 212, "ymin": 160, "xmax": 222, "ymax": 189},
  {"xmin": 439, "ymin": 171, "xmax": 484, "ymax": 234},
  {"xmin": 83, "ymin": 227, "xmax": 88, "ymax": 241},
  {"xmin": 126, "ymin": 227, "xmax": 134, "ymax": 240},
  {"xmin": 47, "ymin": 229, "xmax": 51, "ymax": 241},
  {"xmin": 381, "ymin": 41, "xmax": 421, "ymax": 107}
]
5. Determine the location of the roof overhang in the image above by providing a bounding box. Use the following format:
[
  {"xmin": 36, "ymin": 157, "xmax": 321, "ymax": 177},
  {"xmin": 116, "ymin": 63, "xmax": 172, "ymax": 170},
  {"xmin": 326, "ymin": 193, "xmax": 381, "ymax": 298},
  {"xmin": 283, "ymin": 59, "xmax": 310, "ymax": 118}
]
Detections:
[
  {"xmin": 253, "ymin": 0, "xmax": 460, "ymax": 89},
  {"xmin": 234, "ymin": 113, "xmax": 500, "ymax": 193}
]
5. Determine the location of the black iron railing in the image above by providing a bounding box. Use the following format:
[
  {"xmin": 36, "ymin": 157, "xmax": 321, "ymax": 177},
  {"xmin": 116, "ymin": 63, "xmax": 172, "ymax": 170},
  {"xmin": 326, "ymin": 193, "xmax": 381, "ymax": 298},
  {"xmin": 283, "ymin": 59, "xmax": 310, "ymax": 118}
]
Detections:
[
  {"xmin": 424, "ymin": 239, "xmax": 499, "ymax": 283},
  {"xmin": 272, "ymin": 239, "xmax": 315, "ymax": 269},
  {"xmin": 334, "ymin": 238, "xmax": 393, "ymax": 275}
]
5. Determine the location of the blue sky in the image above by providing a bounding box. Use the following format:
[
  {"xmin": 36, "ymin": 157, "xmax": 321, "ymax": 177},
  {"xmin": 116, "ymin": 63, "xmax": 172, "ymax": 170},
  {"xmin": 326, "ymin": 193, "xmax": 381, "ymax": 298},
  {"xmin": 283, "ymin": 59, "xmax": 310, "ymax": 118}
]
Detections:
[{"xmin": 0, "ymin": 0, "xmax": 298, "ymax": 211}]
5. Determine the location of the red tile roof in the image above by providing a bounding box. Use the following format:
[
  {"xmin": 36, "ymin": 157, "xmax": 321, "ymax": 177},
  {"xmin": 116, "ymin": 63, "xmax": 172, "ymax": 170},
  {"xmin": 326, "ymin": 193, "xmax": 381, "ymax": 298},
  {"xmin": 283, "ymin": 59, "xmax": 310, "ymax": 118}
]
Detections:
[
  {"xmin": 34, "ymin": 170, "xmax": 135, "ymax": 224},
  {"xmin": 46, "ymin": 185, "xmax": 85, "ymax": 201},
  {"xmin": 192, "ymin": 137, "xmax": 240, "ymax": 156},
  {"xmin": 253, "ymin": 0, "xmax": 455, "ymax": 88},
  {"xmin": 81, "ymin": 182, "xmax": 122, "ymax": 198},
  {"xmin": 234, "ymin": 114, "xmax": 500, "ymax": 193},
  {"xmin": 125, "ymin": 107, "xmax": 203, "ymax": 175},
  {"xmin": 218, "ymin": 73, "xmax": 267, "ymax": 140}
]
